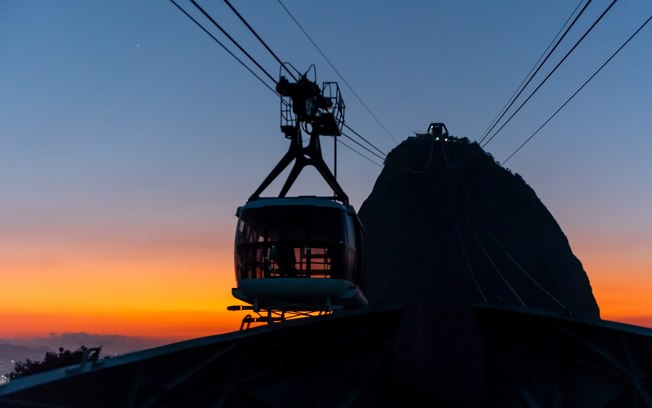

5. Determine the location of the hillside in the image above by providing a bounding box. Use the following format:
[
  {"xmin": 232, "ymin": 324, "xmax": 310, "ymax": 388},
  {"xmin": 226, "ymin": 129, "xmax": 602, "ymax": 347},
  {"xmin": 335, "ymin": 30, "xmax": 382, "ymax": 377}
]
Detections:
[{"xmin": 358, "ymin": 134, "xmax": 600, "ymax": 406}]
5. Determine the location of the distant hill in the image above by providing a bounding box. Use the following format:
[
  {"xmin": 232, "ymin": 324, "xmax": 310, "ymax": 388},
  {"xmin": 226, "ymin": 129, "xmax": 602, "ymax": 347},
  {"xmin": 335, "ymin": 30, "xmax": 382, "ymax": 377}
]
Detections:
[
  {"xmin": 0, "ymin": 344, "xmax": 51, "ymax": 379},
  {"xmin": 358, "ymin": 134, "xmax": 600, "ymax": 406}
]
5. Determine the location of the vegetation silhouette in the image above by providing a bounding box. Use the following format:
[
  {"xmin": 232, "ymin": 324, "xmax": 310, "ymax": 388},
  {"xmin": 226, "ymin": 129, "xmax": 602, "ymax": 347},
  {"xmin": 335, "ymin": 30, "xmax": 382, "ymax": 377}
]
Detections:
[{"xmin": 7, "ymin": 345, "xmax": 102, "ymax": 381}]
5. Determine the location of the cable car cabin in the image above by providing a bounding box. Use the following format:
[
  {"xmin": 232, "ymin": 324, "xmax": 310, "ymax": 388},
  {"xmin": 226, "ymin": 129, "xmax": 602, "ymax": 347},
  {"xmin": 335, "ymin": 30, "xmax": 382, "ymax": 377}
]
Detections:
[{"xmin": 233, "ymin": 197, "xmax": 367, "ymax": 311}]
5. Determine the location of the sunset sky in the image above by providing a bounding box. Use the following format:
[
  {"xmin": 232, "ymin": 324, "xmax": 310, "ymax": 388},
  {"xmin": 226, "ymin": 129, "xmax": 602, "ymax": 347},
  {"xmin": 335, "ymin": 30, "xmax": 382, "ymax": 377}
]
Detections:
[{"xmin": 2, "ymin": 0, "xmax": 652, "ymax": 355}]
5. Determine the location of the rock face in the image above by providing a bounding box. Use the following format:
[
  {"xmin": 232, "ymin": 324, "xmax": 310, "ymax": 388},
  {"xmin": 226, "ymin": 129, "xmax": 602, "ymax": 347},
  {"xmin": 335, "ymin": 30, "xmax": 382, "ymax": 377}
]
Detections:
[{"xmin": 358, "ymin": 135, "xmax": 600, "ymax": 406}]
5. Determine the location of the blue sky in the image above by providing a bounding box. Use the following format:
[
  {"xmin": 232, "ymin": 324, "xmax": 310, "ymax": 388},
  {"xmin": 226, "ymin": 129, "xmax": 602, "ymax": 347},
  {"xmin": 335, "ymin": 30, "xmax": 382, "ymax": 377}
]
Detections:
[{"xmin": 1, "ymin": 0, "xmax": 652, "ymax": 347}]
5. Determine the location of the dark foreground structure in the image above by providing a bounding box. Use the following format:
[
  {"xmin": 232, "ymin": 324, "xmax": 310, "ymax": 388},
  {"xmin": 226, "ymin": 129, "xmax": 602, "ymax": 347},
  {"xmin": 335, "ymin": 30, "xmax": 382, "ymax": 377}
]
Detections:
[
  {"xmin": 0, "ymin": 306, "xmax": 402, "ymax": 408},
  {"xmin": 4, "ymin": 304, "xmax": 652, "ymax": 407},
  {"xmin": 475, "ymin": 304, "xmax": 652, "ymax": 407}
]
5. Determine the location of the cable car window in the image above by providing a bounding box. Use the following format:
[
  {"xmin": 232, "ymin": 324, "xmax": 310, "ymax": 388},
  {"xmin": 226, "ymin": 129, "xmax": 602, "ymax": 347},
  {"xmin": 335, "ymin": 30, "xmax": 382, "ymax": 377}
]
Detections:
[{"xmin": 235, "ymin": 205, "xmax": 349, "ymax": 280}]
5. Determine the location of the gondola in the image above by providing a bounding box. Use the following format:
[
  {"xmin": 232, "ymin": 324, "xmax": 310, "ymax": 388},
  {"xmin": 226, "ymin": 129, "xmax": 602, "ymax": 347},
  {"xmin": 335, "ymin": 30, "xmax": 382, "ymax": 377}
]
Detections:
[{"xmin": 230, "ymin": 66, "xmax": 368, "ymax": 319}]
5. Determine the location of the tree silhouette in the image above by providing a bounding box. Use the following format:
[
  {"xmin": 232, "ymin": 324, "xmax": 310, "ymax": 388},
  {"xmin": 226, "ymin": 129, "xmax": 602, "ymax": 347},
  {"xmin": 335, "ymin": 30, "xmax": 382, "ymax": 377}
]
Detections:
[{"xmin": 7, "ymin": 345, "xmax": 102, "ymax": 381}]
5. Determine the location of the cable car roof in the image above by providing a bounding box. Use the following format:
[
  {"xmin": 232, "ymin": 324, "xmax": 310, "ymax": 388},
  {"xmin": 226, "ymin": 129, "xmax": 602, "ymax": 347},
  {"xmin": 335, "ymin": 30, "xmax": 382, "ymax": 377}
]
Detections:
[{"xmin": 238, "ymin": 196, "xmax": 356, "ymax": 213}]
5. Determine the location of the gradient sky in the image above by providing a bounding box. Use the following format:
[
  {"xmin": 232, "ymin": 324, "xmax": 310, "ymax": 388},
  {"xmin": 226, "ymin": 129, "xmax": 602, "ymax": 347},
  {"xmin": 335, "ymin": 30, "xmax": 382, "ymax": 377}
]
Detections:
[{"xmin": 2, "ymin": 0, "xmax": 652, "ymax": 349}]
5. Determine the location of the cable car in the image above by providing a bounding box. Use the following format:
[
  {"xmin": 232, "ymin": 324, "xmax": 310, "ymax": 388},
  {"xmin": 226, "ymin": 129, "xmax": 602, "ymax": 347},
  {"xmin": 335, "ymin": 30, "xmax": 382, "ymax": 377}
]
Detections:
[
  {"xmin": 230, "ymin": 66, "xmax": 368, "ymax": 319},
  {"xmin": 233, "ymin": 197, "xmax": 366, "ymax": 311},
  {"xmin": 414, "ymin": 122, "xmax": 449, "ymax": 140},
  {"xmin": 427, "ymin": 122, "xmax": 449, "ymax": 140}
]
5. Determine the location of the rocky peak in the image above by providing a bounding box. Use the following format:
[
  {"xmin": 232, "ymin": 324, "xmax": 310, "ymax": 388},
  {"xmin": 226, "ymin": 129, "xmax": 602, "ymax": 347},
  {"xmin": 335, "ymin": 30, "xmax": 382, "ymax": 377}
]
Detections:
[{"xmin": 358, "ymin": 134, "xmax": 599, "ymax": 405}]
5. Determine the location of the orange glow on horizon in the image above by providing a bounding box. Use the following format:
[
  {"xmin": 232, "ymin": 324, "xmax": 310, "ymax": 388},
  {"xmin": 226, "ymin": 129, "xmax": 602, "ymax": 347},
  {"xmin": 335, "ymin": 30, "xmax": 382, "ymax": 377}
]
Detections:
[
  {"xmin": 3, "ymin": 223, "xmax": 652, "ymax": 341},
  {"xmin": 573, "ymin": 237, "xmax": 652, "ymax": 329},
  {"xmin": 0, "ymin": 310, "xmax": 245, "ymax": 340},
  {"xmin": 1, "ymin": 223, "xmax": 251, "ymax": 340}
]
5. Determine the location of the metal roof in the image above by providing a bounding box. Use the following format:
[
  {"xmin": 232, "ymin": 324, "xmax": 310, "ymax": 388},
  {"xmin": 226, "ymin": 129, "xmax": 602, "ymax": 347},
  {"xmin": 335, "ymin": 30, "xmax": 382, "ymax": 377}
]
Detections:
[{"xmin": 0, "ymin": 305, "xmax": 402, "ymax": 408}]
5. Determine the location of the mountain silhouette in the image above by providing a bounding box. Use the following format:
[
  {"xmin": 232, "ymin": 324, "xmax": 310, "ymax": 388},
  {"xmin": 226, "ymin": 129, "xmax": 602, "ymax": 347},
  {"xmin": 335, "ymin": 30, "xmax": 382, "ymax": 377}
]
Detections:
[{"xmin": 358, "ymin": 133, "xmax": 600, "ymax": 406}]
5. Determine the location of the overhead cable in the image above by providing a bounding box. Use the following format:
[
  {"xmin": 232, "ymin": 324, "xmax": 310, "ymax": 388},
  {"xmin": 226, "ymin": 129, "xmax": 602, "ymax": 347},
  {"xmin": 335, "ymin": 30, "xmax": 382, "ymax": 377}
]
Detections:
[
  {"xmin": 442, "ymin": 143, "xmax": 525, "ymax": 306},
  {"xmin": 343, "ymin": 124, "xmax": 387, "ymax": 158},
  {"xmin": 387, "ymin": 137, "xmax": 436, "ymax": 174},
  {"xmin": 223, "ymin": 0, "xmax": 298, "ymax": 81},
  {"xmin": 444, "ymin": 143, "xmax": 568, "ymax": 310},
  {"xmin": 170, "ymin": 0, "xmax": 279, "ymax": 96},
  {"xmin": 478, "ymin": 0, "xmax": 591, "ymax": 145},
  {"xmin": 173, "ymin": 1, "xmax": 389, "ymax": 171},
  {"xmin": 472, "ymin": 205, "xmax": 568, "ymax": 309},
  {"xmin": 277, "ymin": 0, "xmax": 398, "ymax": 144},
  {"xmin": 503, "ymin": 13, "xmax": 652, "ymax": 164},
  {"xmin": 481, "ymin": 0, "xmax": 619, "ymax": 148},
  {"xmin": 341, "ymin": 132, "xmax": 387, "ymax": 162},
  {"xmin": 338, "ymin": 139, "xmax": 383, "ymax": 167},
  {"xmin": 464, "ymin": 207, "xmax": 526, "ymax": 306},
  {"xmin": 449, "ymin": 205, "xmax": 488, "ymax": 303},
  {"xmin": 448, "ymin": 0, "xmax": 594, "ymax": 169},
  {"xmin": 441, "ymin": 143, "xmax": 488, "ymax": 303},
  {"xmin": 189, "ymin": 0, "xmax": 278, "ymax": 85}
]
